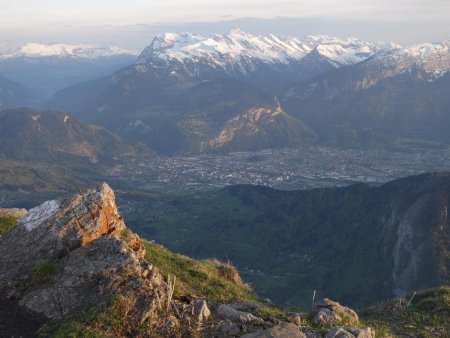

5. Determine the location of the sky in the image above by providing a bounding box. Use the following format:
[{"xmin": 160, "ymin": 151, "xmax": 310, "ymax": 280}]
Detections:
[{"xmin": 0, "ymin": 0, "xmax": 449, "ymax": 49}]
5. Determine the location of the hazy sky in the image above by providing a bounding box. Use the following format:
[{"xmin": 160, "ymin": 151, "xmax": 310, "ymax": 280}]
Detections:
[{"xmin": 0, "ymin": 0, "xmax": 449, "ymax": 49}]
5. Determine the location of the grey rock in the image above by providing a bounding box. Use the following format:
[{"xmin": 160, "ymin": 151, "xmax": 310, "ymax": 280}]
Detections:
[
  {"xmin": 0, "ymin": 183, "xmax": 166, "ymax": 320},
  {"xmin": 313, "ymin": 308, "xmax": 342, "ymax": 326},
  {"xmin": 190, "ymin": 299, "xmax": 211, "ymax": 322},
  {"xmin": 345, "ymin": 327, "xmax": 375, "ymax": 338},
  {"xmin": 326, "ymin": 327, "xmax": 375, "ymax": 338},
  {"xmin": 216, "ymin": 304, "xmax": 265, "ymax": 324},
  {"xmin": 216, "ymin": 320, "xmax": 241, "ymax": 336},
  {"xmin": 241, "ymin": 322, "xmax": 306, "ymax": 338},
  {"xmin": 326, "ymin": 327, "xmax": 355, "ymax": 338}
]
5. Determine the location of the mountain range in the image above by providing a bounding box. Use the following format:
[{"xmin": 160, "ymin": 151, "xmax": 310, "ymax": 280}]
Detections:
[
  {"xmin": 40, "ymin": 30, "xmax": 449, "ymax": 154},
  {"xmin": 282, "ymin": 40, "xmax": 450, "ymax": 146},
  {"xmin": 0, "ymin": 42, "xmax": 137, "ymax": 98}
]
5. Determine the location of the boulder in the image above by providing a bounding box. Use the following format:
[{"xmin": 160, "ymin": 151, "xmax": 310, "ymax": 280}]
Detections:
[
  {"xmin": 216, "ymin": 319, "xmax": 241, "ymax": 336},
  {"xmin": 241, "ymin": 322, "xmax": 306, "ymax": 338},
  {"xmin": 313, "ymin": 308, "xmax": 343, "ymax": 326},
  {"xmin": 0, "ymin": 183, "xmax": 166, "ymax": 320},
  {"xmin": 313, "ymin": 298, "xmax": 359, "ymax": 327},
  {"xmin": 216, "ymin": 304, "xmax": 265, "ymax": 324}
]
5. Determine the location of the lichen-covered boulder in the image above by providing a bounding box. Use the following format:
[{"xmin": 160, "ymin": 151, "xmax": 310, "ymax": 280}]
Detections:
[{"xmin": 0, "ymin": 183, "xmax": 166, "ymax": 320}]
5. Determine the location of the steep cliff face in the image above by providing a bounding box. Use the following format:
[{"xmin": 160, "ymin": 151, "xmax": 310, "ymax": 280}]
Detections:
[
  {"xmin": 0, "ymin": 183, "xmax": 166, "ymax": 321},
  {"xmin": 384, "ymin": 174, "xmax": 450, "ymax": 296},
  {"xmin": 386, "ymin": 188, "xmax": 450, "ymax": 295}
]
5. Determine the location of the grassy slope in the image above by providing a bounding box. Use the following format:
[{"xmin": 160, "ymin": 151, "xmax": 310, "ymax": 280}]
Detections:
[
  {"xmin": 0, "ymin": 216, "xmax": 18, "ymax": 234},
  {"xmin": 362, "ymin": 286, "xmax": 450, "ymax": 338},
  {"xmin": 0, "ymin": 159, "xmax": 91, "ymax": 193},
  {"xmin": 144, "ymin": 241, "xmax": 256, "ymax": 303}
]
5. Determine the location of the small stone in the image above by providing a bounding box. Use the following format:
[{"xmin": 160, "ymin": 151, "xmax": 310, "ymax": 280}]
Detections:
[
  {"xmin": 193, "ymin": 299, "xmax": 211, "ymax": 322},
  {"xmin": 286, "ymin": 313, "xmax": 302, "ymax": 326}
]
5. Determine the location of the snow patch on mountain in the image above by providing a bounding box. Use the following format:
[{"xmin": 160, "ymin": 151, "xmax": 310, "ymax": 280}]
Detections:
[{"xmin": 315, "ymin": 41, "xmax": 393, "ymax": 67}]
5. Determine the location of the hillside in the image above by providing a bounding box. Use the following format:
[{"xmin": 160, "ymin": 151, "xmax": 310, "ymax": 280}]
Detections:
[
  {"xmin": 0, "ymin": 73, "xmax": 34, "ymax": 109},
  {"xmin": 122, "ymin": 172, "xmax": 450, "ymax": 309},
  {"xmin": 0, "ymin": 159, "xmax": 91, "ymax": 195},
  {"xmin": 50, "ymin": 78, "xmax": 315, "ymax": 154},
  {"xmin": 0, "ymin": 108, "xmax": 148, "ymax": 164}
]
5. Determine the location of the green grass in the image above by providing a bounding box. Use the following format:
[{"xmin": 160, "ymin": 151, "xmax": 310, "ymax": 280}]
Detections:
[
  {"xmin": 143, "ymin": 240, "xmax": 256, "ymax": 303},
  {"xmin": 361, "ymin": 286, "xmax": 450, "ymax": 338},
  {"xmin": 30, "ymin": 260, "xmax": 56, "ymax": 287},
  {"xmin": 0, "ymin": 216, "xmax": 18, "ymax": 234}
]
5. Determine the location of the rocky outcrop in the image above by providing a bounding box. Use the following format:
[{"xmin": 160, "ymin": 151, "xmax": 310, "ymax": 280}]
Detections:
[
  {"xmin": 0, "ymin": 183, "xmax": 166, "ymax": 321},
  {"xmin": 0, "ymin": 208, "xmax": 27, "ymax": 218}
]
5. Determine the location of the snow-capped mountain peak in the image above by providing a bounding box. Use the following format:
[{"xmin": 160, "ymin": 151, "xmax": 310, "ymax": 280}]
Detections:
[
  {"xmin": 369, "ymin": 40, "xmax": 450, "ymax": 79},
  {"xmin": 138, "ymin": 30, "xmax": 395, "ymax": 71},
  {"xmin": 0, "ymin": 43, "xmax": 138, "ymax": 60},
  {"xmin": 139, "ymin": 30, "xmax": 314, "ymax": 65}
]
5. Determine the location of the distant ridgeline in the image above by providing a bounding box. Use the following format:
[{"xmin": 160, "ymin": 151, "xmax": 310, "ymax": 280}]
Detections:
[{"xmin": 124, "ymin": 172, "xmax": 450, "ymax": 308}]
